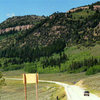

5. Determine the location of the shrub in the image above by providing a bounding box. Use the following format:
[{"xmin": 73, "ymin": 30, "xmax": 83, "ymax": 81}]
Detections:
[
  {"xmin": 0, "ymin": 72, "xmax": 5, "ymax": 86},
  {"xmin": 3, "ymin": 64, "xmax": 24, "ymax": 71},
  {"xmin": 8, "ymin": 64, "xmax": 24, "ymax": 70},
  {"xmin": 24, "ymin": 63, "xmax": 37, "ymax": 73},
  {"xmin": 86, "ymin": 65, "xmax": 100, "ymax": 75}
]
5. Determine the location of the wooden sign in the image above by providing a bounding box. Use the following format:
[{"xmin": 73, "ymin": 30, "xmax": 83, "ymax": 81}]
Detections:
[
  {"xmin": 23, "ymin": 73, "xmax": 39, "ymax": 100},
  {"xmin": 23, "ymin": 73, "xmax": 39, "ymax": 84}
]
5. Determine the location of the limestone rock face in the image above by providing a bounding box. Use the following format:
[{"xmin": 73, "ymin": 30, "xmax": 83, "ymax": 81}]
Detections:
[
  {"xmin": 67, "ymin": 6, "xmax": 89, "ymax": 13},
  {"xmin": 67, "ymin": 5, "xmax": 100, "ymax": 13},
  {"xmin": 0, "ymin": 25, "xmax": 33, "ymax": 34},
  {"xmin": 94, "ymin": 5, "xmax": 100, "ymax": 10}
]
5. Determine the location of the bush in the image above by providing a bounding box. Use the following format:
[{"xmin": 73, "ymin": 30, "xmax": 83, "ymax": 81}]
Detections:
[
  {"xmin": 86, "ymin": 65, "xmax": 100, "ymax": 75},
  {"xmin": 0, "ymin": 72, "xmax": 6, "ymax": 86},
  {"xmin": 3, "ymin": 64, "xmax": 24, "ymax": 71},
  {"xmin": 8, "ymin": 64, "xmax": 24, "ymax": 70},
  {"xmin": 74, "ymin": 66, "xmax": 87, "ymax": 73},
  {"xmin": 24, "ymin": 63, "xmax": 37, "ymax": 73},
  {"xmin": 0, "ymin": 72, "xmax": 2, "ymax": 78}
]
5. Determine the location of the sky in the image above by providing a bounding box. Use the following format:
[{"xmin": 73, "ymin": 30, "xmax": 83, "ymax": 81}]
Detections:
[{"xmin": 0, "ymin": 0, "xmax": 99, "ymax": 23}]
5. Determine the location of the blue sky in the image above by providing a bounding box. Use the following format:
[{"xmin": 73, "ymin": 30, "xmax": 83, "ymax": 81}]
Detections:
[{"xmin": 0, "ymin": 0, "xmax": 99, "ymax": 23}]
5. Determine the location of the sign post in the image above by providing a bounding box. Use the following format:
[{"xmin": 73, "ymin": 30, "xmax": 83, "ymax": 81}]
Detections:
[
  {"xmin": 23, "ymin": 73, "xmax": 39, "ymax": 100},
  {"xmin": 23, "ymin": 74, "xmax": 27, "ymax": 100},
  {"xmin": 36, "ymin": 73, "xmax": 38, "ymax": 100}
]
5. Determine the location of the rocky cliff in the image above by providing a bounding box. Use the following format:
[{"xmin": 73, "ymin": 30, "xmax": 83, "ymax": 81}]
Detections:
[
  {"xmin": 67, "ymin": 5, "xmax": 100, "ymax": 13},
  {"xmin": 0, "ymin": 25, "xmax": 33, "ymax": 34}
]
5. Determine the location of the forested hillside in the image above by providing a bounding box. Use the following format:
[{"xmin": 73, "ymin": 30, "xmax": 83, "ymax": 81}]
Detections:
[
  {"xmin": 0, "ymin": 15, "xmax": 45, "ymax": 29},
  {"xmin": 0, "ymin": 1, "xmax": 100, "ymax": 75}
]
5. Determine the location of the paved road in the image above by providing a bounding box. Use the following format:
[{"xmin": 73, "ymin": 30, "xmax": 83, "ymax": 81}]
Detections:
[{"xmin": 6, "ymin": 78, "xmax": 100, "ymax": 100}]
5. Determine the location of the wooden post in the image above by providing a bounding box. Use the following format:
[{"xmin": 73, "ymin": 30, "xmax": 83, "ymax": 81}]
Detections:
[
  {"xmin": 36, "ymin": 73, "xmax": 38, "ymax": 100},
  {"xmin": 24, "ymin": 74, "xmax": 27, "ymax": 100},
  {"xmin": 57, "ymin": 96, "xmax": 58, "ymax": 100}
]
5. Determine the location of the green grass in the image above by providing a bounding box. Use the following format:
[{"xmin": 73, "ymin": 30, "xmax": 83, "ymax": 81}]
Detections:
[
  {"xmin": 50, "ymin": 86, "xmax": 66, "ymax": 100},
  {"xmin": 71, "ymin": 9, "xmax": 95, "ymax": 20},
  {"xmin": 90, "ymin": 44, "xmax": 100, "ymax": 58},
  {"xmin": 40, "ymin": 72, "xmax": 100, "ymax": 97},
  {"xmin": 0, "ymin": 79, "xmax": 66, "ymax": 100},
  {"xmin": 2, "ymin": 70, "xmax": 89, "ymax": 84},
  {"xmin": 3, "ymin": 70, "xmax": 25, "ymax": 78},
  {"xmin": 1, "ymin": 70, "xmax": 67, "ymax": 100},
  {"xmin": 2, "ymin": 70, "xmax": 100, "ymax": 98}
]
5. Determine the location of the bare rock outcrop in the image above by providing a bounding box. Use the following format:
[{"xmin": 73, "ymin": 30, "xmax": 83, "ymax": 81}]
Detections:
[
  {"xmin": 67, "ymin": 5, "xmax": 100, "ymax": 13},
  {"xmin": 0, "ymin": 25, "xmax": 33, "ymax": 34}
]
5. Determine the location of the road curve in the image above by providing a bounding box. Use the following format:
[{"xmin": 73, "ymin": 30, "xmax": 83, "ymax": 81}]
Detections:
[{"xmin": 6, "ymin": 78, "xmax": 100, "ymax": 100}]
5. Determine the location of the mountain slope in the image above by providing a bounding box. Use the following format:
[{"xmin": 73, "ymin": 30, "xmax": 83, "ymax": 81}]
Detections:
[
  {"xmin": 1, "ymin": 8, "xmax": 100, "ymax": 49},
  {"xmin": 0, "ymin": 2, "xmax": 100, "ymax": 74},
  {"xmin": 0, "ymin": 15, "xmax": 45, "ymax": 29}
]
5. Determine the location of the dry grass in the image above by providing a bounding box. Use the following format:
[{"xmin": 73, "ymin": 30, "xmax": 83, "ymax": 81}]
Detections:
[
  {"xmin": 81, "ymin": 73, "xmax": 100, "ymax": 97},
  {"xmin": 50, "ymin": 86, "xmax": 67, "ymax": 100},
  {"xmin": 2, "ymin": 70, "xmax": 100, "ymax": 98},
  {"xmin": 39, "ymin": 72, "xmax": 88, "ymax": 84},
  {"xmin": 1, "ymin": 70, "xmax": 67, "ymax": 100},
  {"xmin": 0, "ymin": 79, "xmax": 66, "ymax": 100}
]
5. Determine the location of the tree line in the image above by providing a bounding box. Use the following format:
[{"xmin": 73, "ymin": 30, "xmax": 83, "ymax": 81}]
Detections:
[
  {"xmin": 69, "ymin": 57, "xmax": 99, "ymax": 71},
  {"xmin": 0, "ymin": 39, "xmax": 66, "ymax": 63}
]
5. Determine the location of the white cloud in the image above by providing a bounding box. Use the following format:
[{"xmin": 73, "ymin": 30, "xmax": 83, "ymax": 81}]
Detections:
[{"xmin": 7, "ymin": 13, "xmax": 15, "ymax": 17}]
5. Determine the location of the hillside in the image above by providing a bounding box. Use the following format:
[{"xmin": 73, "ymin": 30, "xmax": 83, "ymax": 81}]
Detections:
[
  {"xmin": 0, "ymin": 2, "xmax": 100, "ymax": 74},
  {"xmin": 93, "ymin": 1, "xmax": 100, "ymax": 5},
  {"xmin": 0, "ymin": 15, "xmax": 45, "ymax": 36},
  {"xmin": 0, "ymin": 15, "xmax": 45, "ymax": 29}
]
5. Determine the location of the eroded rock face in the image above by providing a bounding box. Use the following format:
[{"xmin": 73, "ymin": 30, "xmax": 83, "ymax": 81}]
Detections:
[
  {"xmin": 67, "ymin": 5, "xmax": 100, "ymax": 13},
  {"xmin": 0, "ymin": 25, "xmax": 33, "ymax": 34},
  {"xmin": 67, "ymin": 6, "xmax": 89, "ymax": 13},
  {"xmin": 94, "ymin": 5, "xmax": 100, "ymax": 10}
]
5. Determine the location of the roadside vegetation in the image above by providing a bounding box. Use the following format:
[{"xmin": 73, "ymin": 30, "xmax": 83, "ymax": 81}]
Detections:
[
  {"xmin": 40, "ymin": 72, "xmax": 100, "ymax": 97},
  {"xmin": 2, "ymin": 70, "xmax": 100, "ymax": 97},
  {"xmin": 0, "ymin": 72, "xmax": 5, "ymax": 86},
  {"xmin": 1, "ymin": 71, "xmax": 67, "ymax": 100},
  {"xmin": 76, "ymin": 73, "xmax": 100, "ymax": 97}
]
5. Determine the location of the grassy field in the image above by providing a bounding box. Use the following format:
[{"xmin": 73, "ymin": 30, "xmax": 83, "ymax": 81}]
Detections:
[
  {"xmin": 0, "ymin": 80, "xmax": 66, "ymax": 100},
  {"xmin": 40, "ymin": 72, "xmax": 100, "ymax": 97},
  {"xmin": 78, "ymin": 73, "xmax": 100, "ymax": 97},
  {"xmin": 2, "ymin": 70, "xmax": 87, "ymax": 83},
  {"xmin": 1, "ymin": 70, "xmax": 67, "ymax": 100},
  {"xmin": 71, "ymin": 9, "xmax": 95, "ymax": 20},
  {"xmin": 2, "ymin": 70, "xmax": 100, "ymax": 97}
]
